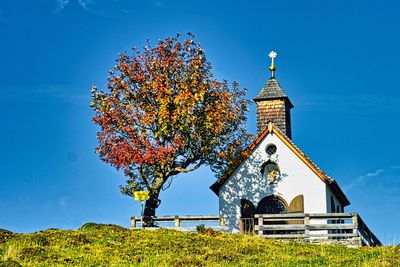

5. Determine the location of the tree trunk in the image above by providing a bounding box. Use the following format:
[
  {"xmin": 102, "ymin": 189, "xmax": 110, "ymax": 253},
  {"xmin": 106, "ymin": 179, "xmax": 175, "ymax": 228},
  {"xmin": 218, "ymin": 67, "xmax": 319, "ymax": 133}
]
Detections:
[{"xmin": 142, "ymin": 189, "xmax": 161, "ymax": 227}]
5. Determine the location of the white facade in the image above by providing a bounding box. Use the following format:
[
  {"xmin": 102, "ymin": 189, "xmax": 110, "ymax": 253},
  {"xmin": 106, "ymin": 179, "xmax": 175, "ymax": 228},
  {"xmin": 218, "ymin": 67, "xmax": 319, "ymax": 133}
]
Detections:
[{"xmin": 218, "ymin": 130, "xmax": 341, "ymax": 232}]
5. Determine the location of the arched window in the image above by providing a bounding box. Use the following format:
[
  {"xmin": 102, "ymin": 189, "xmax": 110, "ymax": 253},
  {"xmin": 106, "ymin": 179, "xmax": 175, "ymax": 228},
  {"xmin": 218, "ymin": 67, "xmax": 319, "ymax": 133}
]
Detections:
[{"xmin": 256, "ymin": 195, "xmax": 287, "ymax": 214}]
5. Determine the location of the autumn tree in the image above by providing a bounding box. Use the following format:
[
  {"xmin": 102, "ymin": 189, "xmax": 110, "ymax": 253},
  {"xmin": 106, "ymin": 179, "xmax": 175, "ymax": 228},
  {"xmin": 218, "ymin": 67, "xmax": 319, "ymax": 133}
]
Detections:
[{"xmin": 91, "ymin": 33, "xmax": 251, "ymax": 220}]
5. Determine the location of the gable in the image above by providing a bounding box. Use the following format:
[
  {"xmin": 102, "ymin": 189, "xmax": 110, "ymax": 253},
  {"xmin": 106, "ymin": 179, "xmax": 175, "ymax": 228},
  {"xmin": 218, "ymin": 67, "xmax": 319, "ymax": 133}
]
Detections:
[{"xmin": 210, "ymin": 122, "xmax": 350, "ymax": 206}]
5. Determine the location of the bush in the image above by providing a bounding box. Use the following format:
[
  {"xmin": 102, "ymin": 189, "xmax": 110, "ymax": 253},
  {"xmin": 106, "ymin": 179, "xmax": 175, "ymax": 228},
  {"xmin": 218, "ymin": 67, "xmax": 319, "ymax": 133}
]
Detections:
[
  {"xmin": 16, "ymin": 247, "xmax": 46, "ymax": 261},
  {"xmin": 0, "ymin": 258, "xmax": 21, "ymax": 267},
  {"xmin": 196, "ymin": 224, "xmax": 206, "ymax": 233},
  {"xmin": 29, "ymin": 235, "xmax": 49, "ymax": 246},
  {"xmin": 0, "ymin": 229, "xmax": 16, "ymax": 244},
  {"xmin": 196, "ymin": 224, "xmax": 221, "ymax": 237},
  {"xmin": 79, "ymin": 222, "xmax": 127, "ymax": 233}
]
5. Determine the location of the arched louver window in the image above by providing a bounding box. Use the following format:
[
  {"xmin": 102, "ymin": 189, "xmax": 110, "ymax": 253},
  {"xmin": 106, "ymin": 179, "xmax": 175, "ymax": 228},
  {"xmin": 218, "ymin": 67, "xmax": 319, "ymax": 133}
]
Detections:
[{"xmin": 256, "ymin": 195, "xmax": 287, "ymax": 214}]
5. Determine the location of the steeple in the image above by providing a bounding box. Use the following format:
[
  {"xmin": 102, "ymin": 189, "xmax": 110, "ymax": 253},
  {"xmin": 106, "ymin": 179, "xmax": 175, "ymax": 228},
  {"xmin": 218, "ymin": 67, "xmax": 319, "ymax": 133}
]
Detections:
[{"xmin": 254, "ymin": 51, "xmax": 293, "ymax": 139}]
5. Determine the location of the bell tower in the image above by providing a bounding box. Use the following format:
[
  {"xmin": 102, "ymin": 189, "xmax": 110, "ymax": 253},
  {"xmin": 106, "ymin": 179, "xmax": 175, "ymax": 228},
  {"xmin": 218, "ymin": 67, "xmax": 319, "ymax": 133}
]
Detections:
[{"xmin": 254, "ymin": 51, "xmax": 293, "ymax": 139}]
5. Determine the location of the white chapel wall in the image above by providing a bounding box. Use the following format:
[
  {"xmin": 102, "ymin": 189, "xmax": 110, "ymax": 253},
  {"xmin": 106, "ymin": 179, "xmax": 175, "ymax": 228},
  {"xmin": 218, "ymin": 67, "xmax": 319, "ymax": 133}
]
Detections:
[{"xmin": 219, "ymin": 132, "xmax": 328, "ymax": 232}]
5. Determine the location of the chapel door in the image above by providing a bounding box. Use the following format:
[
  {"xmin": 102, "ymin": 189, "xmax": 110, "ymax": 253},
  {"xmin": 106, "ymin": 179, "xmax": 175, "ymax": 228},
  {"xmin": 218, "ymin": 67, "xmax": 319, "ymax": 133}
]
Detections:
[{"xmin": 240, "ymin": 199, "xmax": 256, "ymax": 234}]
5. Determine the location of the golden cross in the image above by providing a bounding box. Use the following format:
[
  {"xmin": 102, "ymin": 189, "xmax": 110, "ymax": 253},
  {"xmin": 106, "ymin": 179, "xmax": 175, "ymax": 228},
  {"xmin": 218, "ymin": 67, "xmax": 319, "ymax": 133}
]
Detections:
[{"xmin": 268, "ymin": 51, "xmax": 277, "ymax": 78}]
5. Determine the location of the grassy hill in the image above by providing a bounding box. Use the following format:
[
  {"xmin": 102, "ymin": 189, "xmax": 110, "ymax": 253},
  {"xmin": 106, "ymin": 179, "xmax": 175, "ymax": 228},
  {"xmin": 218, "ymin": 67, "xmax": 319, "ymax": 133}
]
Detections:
[{"xmin": 0, "ymin": 223, "xmax": 398, "ymax": 266}]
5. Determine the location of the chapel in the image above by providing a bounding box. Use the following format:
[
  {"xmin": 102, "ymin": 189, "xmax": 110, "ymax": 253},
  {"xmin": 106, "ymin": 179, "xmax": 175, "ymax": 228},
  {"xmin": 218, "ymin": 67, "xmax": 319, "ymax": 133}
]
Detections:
[{"xmin": 210, "ymin": 52, "xmax": 350, "ymax": 233}]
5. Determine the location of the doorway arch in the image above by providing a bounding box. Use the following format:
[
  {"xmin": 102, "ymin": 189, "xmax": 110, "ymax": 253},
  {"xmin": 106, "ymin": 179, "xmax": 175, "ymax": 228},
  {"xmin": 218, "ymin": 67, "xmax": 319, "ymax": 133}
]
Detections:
[{"xmin": 256, "ymin": 195, "xmax": 288, "ymax": 214}]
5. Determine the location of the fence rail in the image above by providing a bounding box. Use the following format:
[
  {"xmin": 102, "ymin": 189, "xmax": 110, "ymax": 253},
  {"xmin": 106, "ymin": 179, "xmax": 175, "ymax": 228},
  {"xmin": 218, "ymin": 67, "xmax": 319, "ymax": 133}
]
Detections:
[
  {"xmin": 130, "ymin": 215, "xmax": 225, "ymax": 232},
  {"xmin": 245, "ymin": 212, "xmax": 381, "ymax": 247}
]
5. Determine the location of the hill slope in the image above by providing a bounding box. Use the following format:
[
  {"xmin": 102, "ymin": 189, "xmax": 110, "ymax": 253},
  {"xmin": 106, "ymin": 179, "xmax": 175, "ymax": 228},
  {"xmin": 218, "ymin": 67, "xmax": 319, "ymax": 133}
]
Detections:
[{"xmin": 0, "ymin": 224, "xmax": 398, "ymax": 266}]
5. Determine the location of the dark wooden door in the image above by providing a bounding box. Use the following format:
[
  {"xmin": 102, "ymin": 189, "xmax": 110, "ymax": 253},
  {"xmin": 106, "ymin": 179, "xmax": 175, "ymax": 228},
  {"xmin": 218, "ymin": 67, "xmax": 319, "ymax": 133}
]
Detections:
[{"xmin": 240, "ymin": 199, "xmax": 256, "ymax": 234}]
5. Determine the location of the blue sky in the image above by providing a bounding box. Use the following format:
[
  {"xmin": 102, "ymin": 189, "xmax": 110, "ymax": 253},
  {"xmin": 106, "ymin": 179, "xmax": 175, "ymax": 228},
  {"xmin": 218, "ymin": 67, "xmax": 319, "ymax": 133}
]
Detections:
[{"xmin": 0, "ymin": 0, "xmax": 399, "ymax": 244}]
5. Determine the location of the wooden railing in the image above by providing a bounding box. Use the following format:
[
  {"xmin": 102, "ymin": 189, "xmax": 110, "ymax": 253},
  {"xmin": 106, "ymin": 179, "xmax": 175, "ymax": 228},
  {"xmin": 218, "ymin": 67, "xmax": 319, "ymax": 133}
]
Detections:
[
  {"xmin": 130, "ymin": 213, "xmax": 380, "ymax": 247},
  {"xmin": 249, "ymin": 212, "xmax": 381, "ymax": 247},
  {"xmin": 354, "ymin": 213, "xmax": 382, "ymax": 247},
  {"xmin": 130, "ymin": 215, "xmax": 225, "ymax": 232}
]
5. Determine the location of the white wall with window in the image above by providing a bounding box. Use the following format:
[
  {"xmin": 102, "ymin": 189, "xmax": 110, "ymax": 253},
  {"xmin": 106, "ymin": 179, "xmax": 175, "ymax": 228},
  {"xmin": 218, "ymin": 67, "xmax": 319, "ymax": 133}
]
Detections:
[{"xmin": 219, "ymin": 131, "xmax": 329, "ymax": 232}]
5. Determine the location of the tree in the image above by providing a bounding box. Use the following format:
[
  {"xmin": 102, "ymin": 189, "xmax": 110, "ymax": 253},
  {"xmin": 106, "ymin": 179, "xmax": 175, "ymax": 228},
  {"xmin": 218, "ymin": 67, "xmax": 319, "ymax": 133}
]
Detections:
[{"xmin": 90, "ymin": 33, "xmax": 251, "ymax": 221}]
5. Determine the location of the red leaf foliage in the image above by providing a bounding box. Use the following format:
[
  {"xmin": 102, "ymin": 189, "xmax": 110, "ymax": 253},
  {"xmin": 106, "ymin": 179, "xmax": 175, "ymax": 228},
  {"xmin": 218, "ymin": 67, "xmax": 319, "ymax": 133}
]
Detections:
[{"xmin": 90, "ymin": 33, "xmax": 252, "ymax": 213}]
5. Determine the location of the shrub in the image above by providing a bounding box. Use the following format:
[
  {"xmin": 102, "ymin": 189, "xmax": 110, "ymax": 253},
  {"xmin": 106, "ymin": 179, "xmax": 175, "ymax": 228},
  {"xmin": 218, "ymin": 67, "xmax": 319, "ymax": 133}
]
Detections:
[
  {"xmin": 196, "ymin": 224, "xmax": 205, "ymax": 233},
  {"xmin": 0, "ymin": 258, "xmax": 21, "ymax": 267},
  {"xmin": 79, "ymin": 222, "xmax": 127, "ymax": 233},
  {"xmin": 0, "ymin": 229, "xmax": 16, "ymax": 244},
  {"xmin": 196, "ymin": 224, "xmax": 221, "ymax": 237}
]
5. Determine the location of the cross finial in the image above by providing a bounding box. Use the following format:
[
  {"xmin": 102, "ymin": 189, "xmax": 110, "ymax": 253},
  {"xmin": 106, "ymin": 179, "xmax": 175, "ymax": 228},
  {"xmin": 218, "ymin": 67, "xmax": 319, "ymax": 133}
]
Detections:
[{"xmin": 268, "ymin": 51, "xmax": 277, "ymax": 78}]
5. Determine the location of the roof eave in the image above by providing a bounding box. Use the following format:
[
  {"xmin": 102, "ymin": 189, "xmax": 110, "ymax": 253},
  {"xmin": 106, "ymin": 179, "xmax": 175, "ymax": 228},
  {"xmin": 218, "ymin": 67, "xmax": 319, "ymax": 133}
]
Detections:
[
  {"xmin": 253, "ymin": 96, "xmax": 294, "ymax": 108},
  {"xmin": 209, "ymin": 125, "xmax": 273, "ymax": 196},
  {"xmin": 329, "ymin": 180, "xmax": 351, "ymax": 207},
  {"xmin": 209, "ymin": 183, "xmax": 220, "ymax": 196}
]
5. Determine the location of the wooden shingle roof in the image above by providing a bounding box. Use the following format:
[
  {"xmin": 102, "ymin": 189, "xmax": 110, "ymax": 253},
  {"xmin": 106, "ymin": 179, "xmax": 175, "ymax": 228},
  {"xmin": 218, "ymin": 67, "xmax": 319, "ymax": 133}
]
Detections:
[{"xmin": 254, "ymin": 77, "xmax": 293, "ymax": 108}]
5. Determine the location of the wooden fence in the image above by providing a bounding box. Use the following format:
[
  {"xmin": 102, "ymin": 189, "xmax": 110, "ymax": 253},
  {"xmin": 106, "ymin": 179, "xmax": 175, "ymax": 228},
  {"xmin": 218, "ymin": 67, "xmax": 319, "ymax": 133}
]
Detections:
[
  {"xmin": 130, "ymin": 212, "xmax": 380, "ymax": 247},
  {"xmin": 130, "ymin": 215, "xmax": 225, "ymax": 232},
  {"xmin": 247, "ymin": 212, "xmax": 381, "ymax": 247}
]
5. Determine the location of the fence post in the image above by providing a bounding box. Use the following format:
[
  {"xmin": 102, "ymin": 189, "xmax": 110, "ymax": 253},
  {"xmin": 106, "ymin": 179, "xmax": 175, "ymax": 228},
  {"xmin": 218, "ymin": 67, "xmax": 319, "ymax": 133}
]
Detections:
[
  {"xmin": 174, "ymin": 216, "xmax": 180, "ymax": 227},
  {"xmin": 220, "ymin": 217, "xmax": 225, "ymax": 227},
  {"xmin": 304, "ymin": 214, "xmax": 310, "ymax": 238},
  {"xmin": 131, "ymin": 217, "xmax": 137, "ymax": 229},
  {"xmin": 258, "ymin": 216, "xmax": 263, "ymax": 237},
  {"xmin": 352, "ymin": 213, "xmax": 358, "ymax": 236}
]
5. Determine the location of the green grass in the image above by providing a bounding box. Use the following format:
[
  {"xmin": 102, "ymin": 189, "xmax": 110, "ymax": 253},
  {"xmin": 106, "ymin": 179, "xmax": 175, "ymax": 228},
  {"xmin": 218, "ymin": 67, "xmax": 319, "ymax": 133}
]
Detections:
[{"xmin": 0, "ymin": 223, "xmax": 398, "ymax": 266}]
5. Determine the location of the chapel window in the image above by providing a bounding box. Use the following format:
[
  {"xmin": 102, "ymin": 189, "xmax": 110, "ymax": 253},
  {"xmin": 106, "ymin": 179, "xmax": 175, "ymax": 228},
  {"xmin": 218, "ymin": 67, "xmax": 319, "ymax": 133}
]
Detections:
[
  {"xmin": 257, "ymin": 195, "xmax": 287, "ymax": 214},
  {"xmin": 266, "ymin": 144, "xmax": 277, "ymax": 156}
]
